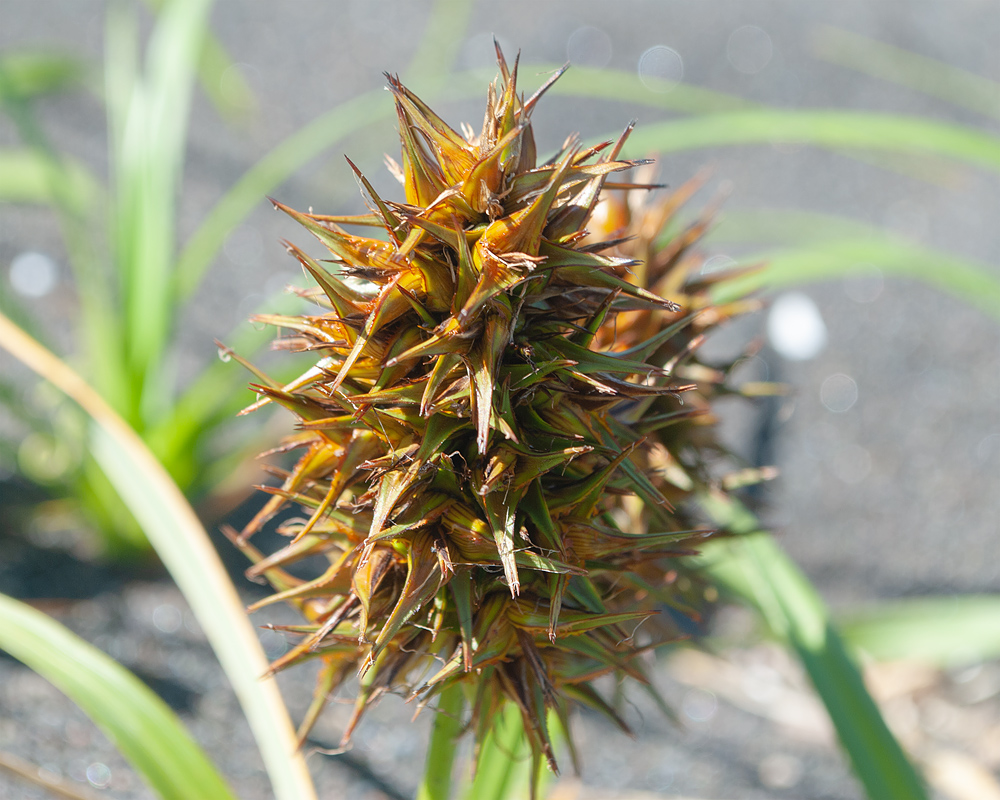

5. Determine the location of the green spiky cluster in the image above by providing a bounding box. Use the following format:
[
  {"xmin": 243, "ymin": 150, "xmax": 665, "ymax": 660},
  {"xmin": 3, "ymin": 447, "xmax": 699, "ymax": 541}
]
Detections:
[{"xmin": 232, "ymin": 49, "xmax": 758, "ymax": 773}]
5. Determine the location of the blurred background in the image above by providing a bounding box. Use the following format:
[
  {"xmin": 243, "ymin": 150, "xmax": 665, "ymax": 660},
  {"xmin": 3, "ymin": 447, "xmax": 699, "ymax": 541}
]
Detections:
[{"xmin": 1, "ymin": 1, "xmax": 998, "ymax": 798}]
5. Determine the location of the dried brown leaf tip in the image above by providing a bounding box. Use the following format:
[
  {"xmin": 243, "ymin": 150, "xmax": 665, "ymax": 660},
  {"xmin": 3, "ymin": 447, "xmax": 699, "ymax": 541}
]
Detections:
[{"xmin": 234, "ymin": 48, "xmax": 759, "ymax": 773}]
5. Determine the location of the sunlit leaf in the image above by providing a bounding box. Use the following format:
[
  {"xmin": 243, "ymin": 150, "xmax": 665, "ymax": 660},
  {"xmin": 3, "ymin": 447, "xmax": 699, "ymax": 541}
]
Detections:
[
  {"xmin": 0, "ymin": 51, "xmax": 90, "ymax": 101},
  {"xmin": 814, "ymin": 26, "xmax": 1000, "ymax": 122},
  {"xmin": 696, "ymin": 493, "xmax": 929, "ymax": 800},
  {"xmin": 624, "ymin": 110, "xmax": 1000, "ymax": 173},
  {"xmin": 839, "ymin": 595, "xmax": 1000, "ymax": 667},
  {"xmin": 0, "ymin": 593, "xmax": 237, "ymax": 800},
  {"xmin": 0, "ymin": 148, "xmax": 100, "ymax": 212},
  {"xmin": 0, "ymin": 311, "xmax": 318, "ymax": 800},
  {"xmin": 713, "ymin": 234, "xmax": 1000, "ymax": 321}
]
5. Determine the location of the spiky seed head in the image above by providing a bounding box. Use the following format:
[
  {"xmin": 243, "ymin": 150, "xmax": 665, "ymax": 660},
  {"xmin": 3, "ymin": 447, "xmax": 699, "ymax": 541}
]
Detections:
[{"xmin": 232, "ymin": 47, "xmax": 760, "ymax": 775}]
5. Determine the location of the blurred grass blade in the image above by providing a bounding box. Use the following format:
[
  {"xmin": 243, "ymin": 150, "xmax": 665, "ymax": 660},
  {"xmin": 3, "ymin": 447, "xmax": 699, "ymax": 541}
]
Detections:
[
  {"xmin": 146, "ymin": 290, "xmax": 306, "ymax": 484},
  {"xmin": 462, "ymin": 702, "xmax": 531, "ymax": 800},
  {"xmin": 107, "ymin": 0, "xmax": 214, "ymax": 424},
  {"xmin": 814, "ymin": 26, "xmax": 1000, "ymax": 122},
  {"xmin": 0, "ymin": 593, "xmax": 237, "ymax": 800},
  {"xmin": 703, "ymin": 209, "xmax": 1000, "ymax": 319},
  {"xmin": 195, "ymin": 34, "xmax": 256, "ymax": 118},
  {"xmin": 416, "ymin": 684, "xmax": 465, "ymax": 800},
  {"xmin": 714, "ymin": 238, "xmax": 1000, "ymax": 321},
  {"xmin": 0, "ymin": 148, "xmax": 99, "ymax": 211},
  {"xmin": 697, "ymin": 493, "xmax": 929, "ymax": 800},
  {"xmin": 0, "ymin": 310, "xmax": 318, "ymax": 800},
  {"xmin": 0, "ymin": 58, "xmax": 126, "ymax": 409},
  {"xmin": 538, "ymin": 65, "xmax": 968, "ymax": 186},
  {"xmin": 141, "ymin": 0, "xmax": 256, "ymax": 118},
  {"xmin": 551, "ymin": 64, "xmax": 754, "ymax": 113},
  {"xmin": 176, "ymin": 64, "xmax": 996, "ymax": 298},
  {"xmin": 0, "ymin": 51, "xmax": 90, "ymax": 102},
  {"xmin": 708, "ymin": 207, "xmax": 903, "ymax": 247},
  {"xmin": 175, "ymin": 87, "xmax": 395, "ymax": 298},
  {"xmin": 838, "ymin": 595, "xmax": 1000, "ymax": 668},
  {"xmin": 623, "ymin": 110, "xmax": 1000, "ymax": 174},
  {"xmin": 406, "ymin": 0, "xmax": 474, "ymax": 84}
]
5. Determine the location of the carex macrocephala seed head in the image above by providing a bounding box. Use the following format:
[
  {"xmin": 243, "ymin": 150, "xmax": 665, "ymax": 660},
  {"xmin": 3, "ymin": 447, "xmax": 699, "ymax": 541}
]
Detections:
[{"xmin": 228, "ymin": 45, "xmax": 763, "ymax": 776}]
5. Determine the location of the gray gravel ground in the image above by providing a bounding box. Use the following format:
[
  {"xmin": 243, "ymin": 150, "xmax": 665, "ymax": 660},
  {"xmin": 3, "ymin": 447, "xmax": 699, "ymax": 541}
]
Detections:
[{"xmin": 2, "ymin": 1, "xmax": 999, "ymax": 798}]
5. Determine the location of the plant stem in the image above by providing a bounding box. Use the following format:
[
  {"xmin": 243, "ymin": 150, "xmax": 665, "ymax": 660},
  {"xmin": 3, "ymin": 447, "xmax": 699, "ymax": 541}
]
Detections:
[
  {"xmin": 463, "ymin": 702, "xmax": 529, "ymax": 800},
  {"xmin": 416, "ymin": 684, "xmax": 465, "ymax": 800}
]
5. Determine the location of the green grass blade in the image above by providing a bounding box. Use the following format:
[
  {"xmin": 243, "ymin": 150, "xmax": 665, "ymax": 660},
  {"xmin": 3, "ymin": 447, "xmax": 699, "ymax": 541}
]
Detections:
[
  {"xmin": 462, "ymin": 702, "xmax": 530, "ymax": 800},
  {"xmin": 0, "ymin": 147, "xmax": 99, "ymax": 211},
  {"xmin": 838, "ymin": 595, "xmax": 1000, "ymax": 668},
  {"xmin": 108, "ymin": 0, "xmax": 213, "ymax": 424},
  {"xmin": 703, "ymin": 208, "xmax": 1000, "ymax": 319},
  {"xmin": 713, "ymin": 238, "xmax": 1000, "ymax": 321},
  {"xmin": 416, "ymin": 684, "xmax": 466, "ymax": 800},
  {"xmin": 141, "ymin": 0, "xmax": 256, "ymax": 119},
  {"xmin": 622, "ymin": 110, "xmax": 1000, "ymax": 174},
  {"xmin": 0, "ymin": 51, "xmax": 90, "ymax": 102},
  {"xmin": 707, "ymin": 207, "xmax": 885, "ymax": 247},
  {"xmin": 0, "ymin": 311, "xmax": 318, "ymax": 800},
  {"xmin": 0, "ymin": 593, "xmax": 237, "ymax": 800},
  {"xmin": 814, "ymin": 26, "xmax": 1000, "ymax": 122},
  {"xmin": 540, "ymin": 65, "xmax": 972, "ymax": 186},
  {"xmin": 551, "ymin": 64, "xmax": 754, "ymax": 114},
  {"xmin": 175, "ymin": 66, "xmax": 999, "ymax": 303},
  {"xmin": 0, "ymin": 57, "xmax": 127, "ymax": 409},
  {"xmin": 406, "ymin": 0, "xmax": 474, "ymax": 84},
  {"xmin": 697, "ymin": 494, "xmax": 929, "ymax": 800},
  {"xmin": 174, "ymin": 88, "xmax": 393, "ymax": 299},
  {"xmin": 194, "ymin": 31, "xmax": 256, "ymax": 118},
  {"xmin": 132, "ymin": 0, "xmax": 214, "ymax": 411}
]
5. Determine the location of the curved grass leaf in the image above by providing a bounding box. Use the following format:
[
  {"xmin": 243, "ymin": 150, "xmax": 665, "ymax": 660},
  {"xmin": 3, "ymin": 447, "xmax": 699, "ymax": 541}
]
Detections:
[
  {"xmin": 701, "ymin": 209, "xmax": 1000, "ymax": 319},
  {"xmin": 0, "ymin": 311, "xmax": 317, "ymax": 800},
  {"xmin": 476, "ymin": 60, "xmax": 754, "ymax": 114},
  {"xmin": 174, "ymin": 87, "xmax": 393, "ymax": 299},
  {"xmin": 715, "ymin": 238, "xmax": 1000, "ymax": 321},
  {"xmin": 0, "ymin": 593, "xmax": 237, "ymax": 800},
  {"xmin": 622, "ymin": 110, "xmax": 1000, "ymax": 174},
  {"xmin": 0, "ymin": 148, "xmax": 99, "ymax": 211},
  {"xmin": 406, "ymin": 0, "xmax": 475, "ymax": 84},
  {"xmin": 708, "ymin": 206, "xmax": 891, "ymax": 247},
  {"xmin": 551, "ymin": 64, "xmax": 754, "ymax": 113},
  {"xmin": 814, "ymin": 26, "xmax": 1000, "ymax": 122},
  {"xmin": 141, "ymin": 0, "xmax": 256, "ymax": 119},
  {"xmin": 696, "ymin": 492, "xmax": 929, "ymax": 800},
  {"xmin": 175, "ymin": 60, "xmax": 999, "ymax": 310},
  {"xmin": 838, "ymin": 595, "xmax": 1000, "ymax": 668},
  {"xmin": 0, "ymin": 51, "xmax": 90, "ymax": 102}
]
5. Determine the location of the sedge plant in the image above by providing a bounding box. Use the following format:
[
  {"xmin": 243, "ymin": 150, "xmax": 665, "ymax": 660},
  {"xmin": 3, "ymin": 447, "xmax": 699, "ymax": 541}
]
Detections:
[
  {"xmin": 227, "ymin": 48, "xmax": 855, "ymax": 793},
  {"xmin": 2, "ymin": 5, "xmax": 998, "ymax": 797}
]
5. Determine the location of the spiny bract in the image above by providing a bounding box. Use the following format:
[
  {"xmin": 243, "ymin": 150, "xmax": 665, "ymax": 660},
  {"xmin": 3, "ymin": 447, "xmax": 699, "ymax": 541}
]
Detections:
[{"xmin": 231, "ymin": 47, "xmax": 759, "ymax": 775}]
